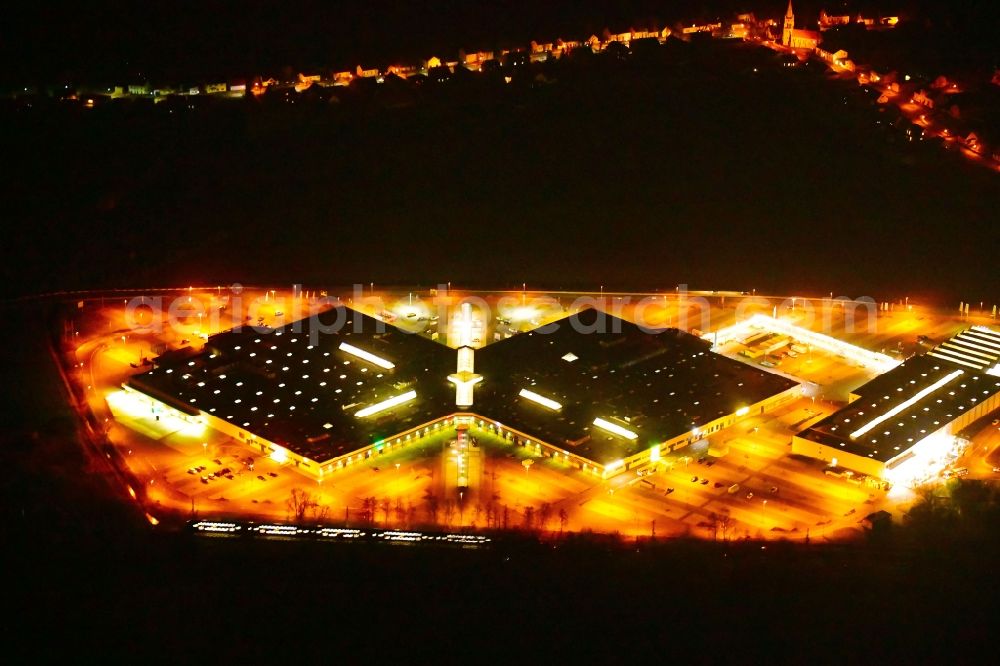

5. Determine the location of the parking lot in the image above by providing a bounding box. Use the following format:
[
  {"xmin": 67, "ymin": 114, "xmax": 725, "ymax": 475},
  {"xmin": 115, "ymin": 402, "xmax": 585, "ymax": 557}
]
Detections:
[{"xmin": 78, "ymin": 288, "xmax": 993, "ymax": 538}]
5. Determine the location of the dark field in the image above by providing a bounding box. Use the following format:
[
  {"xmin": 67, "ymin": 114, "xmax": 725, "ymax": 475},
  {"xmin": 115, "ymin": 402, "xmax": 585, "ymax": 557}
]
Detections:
[{"xmin": 4, "ymin": 39, "xmax": 997, "ymax": 302}]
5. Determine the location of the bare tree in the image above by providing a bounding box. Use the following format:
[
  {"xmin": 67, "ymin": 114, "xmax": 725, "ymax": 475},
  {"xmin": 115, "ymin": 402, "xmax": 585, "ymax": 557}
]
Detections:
[
  {"xmin": 425, "ymin": 493, "xmax": 440, "ymax": 523},
  {"xmin": 394, "ymin": 498, "xmax": 406, "ymax": 527},
  {"xmin": 538, "ymin": 503, "xmax": 552, "ymax": 532},
  {"xmin": 485, "ymin": 503, "xmax": 495, "ymax": 528},
  {"xmin": 286, "ymin": 488, "xmax": 318, "ymax": 522},
  {"xmin": 719, "ymin": 510, "xmax": 732, "ymax": 542},
  {"xmin": 361, "ymin": 497, "xmax": 377, "ymax": 525},
  {"xmin": 558, "ymin": 508, "xmax": 569, "ymax": 534},
  {"xmin": 407, "ymin": 503, "xmax": 417, "ymax": 527},
  {"xmin": 309, "ymin": 502, "xmax": 330, "ymax": 522}
]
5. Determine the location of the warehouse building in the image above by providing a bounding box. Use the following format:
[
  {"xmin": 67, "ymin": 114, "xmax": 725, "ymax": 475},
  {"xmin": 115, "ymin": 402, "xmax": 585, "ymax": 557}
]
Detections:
[
  {"xmin": 792, "ymin": 326, "xmax": 1000, "ymax": 485},
  {"xmin": 126, "ymin": 306, "xmax": 801, "ymax": 479}
]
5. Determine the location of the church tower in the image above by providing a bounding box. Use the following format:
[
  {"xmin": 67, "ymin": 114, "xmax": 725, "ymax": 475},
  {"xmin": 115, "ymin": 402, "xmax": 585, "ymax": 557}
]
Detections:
[{"xmin": 782, "ymin": 0, "xmax": 795, "ymax": 46}]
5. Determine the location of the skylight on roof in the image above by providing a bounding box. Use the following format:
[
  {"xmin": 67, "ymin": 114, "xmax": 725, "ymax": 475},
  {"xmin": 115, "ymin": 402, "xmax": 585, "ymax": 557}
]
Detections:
[{"xmin": 339, "ymin": 342, "xmax": 395, "ymax": 369}]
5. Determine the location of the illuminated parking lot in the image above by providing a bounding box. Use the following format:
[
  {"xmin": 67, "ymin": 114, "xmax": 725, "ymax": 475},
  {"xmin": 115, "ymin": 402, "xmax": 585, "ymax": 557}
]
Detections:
[{"xmin": 71, "ymin": 287, "xmax": 1000, "ymax": 539}]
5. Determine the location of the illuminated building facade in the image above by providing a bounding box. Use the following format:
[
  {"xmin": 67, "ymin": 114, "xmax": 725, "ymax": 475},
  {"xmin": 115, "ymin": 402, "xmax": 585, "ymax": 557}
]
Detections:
[
  {"xmin": 782, "ymin": 0, "xmax": 821, "ymax": 50},
  {"xmin": 793, "ymin": 327, "xmax": 1000, "ymax": 484},
  {"xmin": 127, "ymin": 306, "xmax": 801, "ymax": 480},
  {"xmin": 473, "ymin": 308, "xmax": 801, "ymax": 474}
]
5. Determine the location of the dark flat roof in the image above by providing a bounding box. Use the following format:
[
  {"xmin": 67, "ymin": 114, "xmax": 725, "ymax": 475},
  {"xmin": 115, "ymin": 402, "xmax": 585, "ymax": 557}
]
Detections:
[
  {"xmin": 798, "ymin": 340, "xmax": 1000, "ymax": 464},
  {"xmin": 130, "ymin": 306, "xmax": 799, "ymax": 467},
  {"xmin": 130, "ymin": 306, "xmax": 456, "ymax": 463},
  {"xmin": 474, "ymin": 308, "xmax": 799, "ymax": 465}
]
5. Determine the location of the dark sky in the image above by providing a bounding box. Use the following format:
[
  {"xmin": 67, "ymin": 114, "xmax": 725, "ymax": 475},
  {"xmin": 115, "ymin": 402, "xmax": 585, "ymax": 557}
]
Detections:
[
  {"xmin": 5, "ymin": 0, "xmax": 994, "ymax": 86},
  {"xmin": 2, "ymin": 1, "xmax": 997, "ymax": 304},
  {"xmin": 4, "ymin": 36, "xmax": 997, "ymax": 303}
]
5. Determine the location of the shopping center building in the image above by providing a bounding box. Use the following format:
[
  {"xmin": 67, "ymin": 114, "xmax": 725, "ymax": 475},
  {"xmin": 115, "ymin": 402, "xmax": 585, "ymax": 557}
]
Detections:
[
  {"xmin": 125, "ymin": 305, "xmax": 801, "ymax": 479},
  {"xmin": 792, "ymin": 326, "xmax": 1000, "ymax": 484}
]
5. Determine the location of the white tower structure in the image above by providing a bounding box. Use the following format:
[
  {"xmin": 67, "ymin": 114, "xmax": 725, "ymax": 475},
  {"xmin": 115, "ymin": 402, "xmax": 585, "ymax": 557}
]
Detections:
[{"xmin": 448, "ymin": 302, "xmax": 482, "ymax": 408}]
